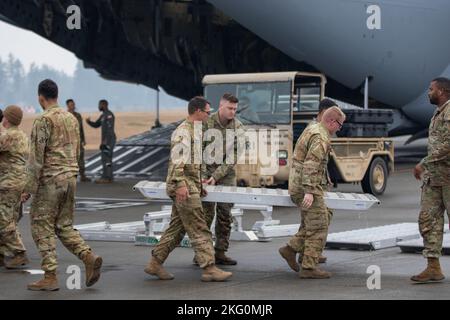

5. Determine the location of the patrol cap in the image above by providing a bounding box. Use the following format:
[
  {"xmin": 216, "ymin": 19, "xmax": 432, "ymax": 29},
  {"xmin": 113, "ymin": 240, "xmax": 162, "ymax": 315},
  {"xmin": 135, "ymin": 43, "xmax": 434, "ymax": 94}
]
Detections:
[{"xmin": 3, "ymin": 105, "xmax": 23, "ymax": 126}]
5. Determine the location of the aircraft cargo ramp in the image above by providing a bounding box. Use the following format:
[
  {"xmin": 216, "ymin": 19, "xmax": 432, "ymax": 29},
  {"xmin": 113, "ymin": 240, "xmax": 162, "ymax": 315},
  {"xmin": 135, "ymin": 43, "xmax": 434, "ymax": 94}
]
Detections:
[{"xmin": 85, "ymin": 122, "xmax": 181, "ymax": 180}]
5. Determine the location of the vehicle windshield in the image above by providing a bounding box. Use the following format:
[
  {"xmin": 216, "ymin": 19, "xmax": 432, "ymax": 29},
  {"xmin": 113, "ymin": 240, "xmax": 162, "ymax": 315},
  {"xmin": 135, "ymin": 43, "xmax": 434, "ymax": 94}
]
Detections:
[{"xmin": 204, "ymin": 81, "xmax": 291, "ymax": 125}]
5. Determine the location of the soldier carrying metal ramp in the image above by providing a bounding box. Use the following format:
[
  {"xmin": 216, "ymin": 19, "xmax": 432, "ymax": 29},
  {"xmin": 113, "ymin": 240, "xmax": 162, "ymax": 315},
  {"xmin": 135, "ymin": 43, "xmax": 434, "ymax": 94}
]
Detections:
[
  {"xmin": 299, "ymin": 98, "xmax": 339, "ymax": 265},
  {"xmin": 144, "ymin": 96, "xmax": 233, "ymax": 282},
  {"xmin": 202, "ymin": 93, "xmax": 245, "ymax": 266},
  {"xmin": 279, "ymin": 106, "xmax": 346, "ymax": 279}
]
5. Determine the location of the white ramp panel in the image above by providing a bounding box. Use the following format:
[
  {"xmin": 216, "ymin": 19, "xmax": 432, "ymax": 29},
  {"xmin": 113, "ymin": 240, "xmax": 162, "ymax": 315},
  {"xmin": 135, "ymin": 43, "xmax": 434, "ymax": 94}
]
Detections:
[
  {"xmin": 326, "ymin": 223, "xmax": 421, "ymax": 250},
  {"xmin": 256, "ymin": 224, "xmax": 300, "ymax": 240},
  {"xmin": 398, "ymin": 233, "xmax": 450, "ymax": 255},
  {"xmin": 76, "ymin": 221, "xmax": 145, "ymax": 242},
  {"xmin": 75, "ymin": 214, "xmax": 192, "ymax": 245},
  {"xmin": 144, "ymin": 210, "xmax": 172, "ymax": 236},
  {"xmin": 135, "ymin": 234, "xmax": 192, "ymax": 248},
  {"xmin": 133, "ymin": 181, "xmax": 380, "ymax": 210},
  {"xmin": 80, "ymin": 230, "xmax": 137, "ymax": 242}
]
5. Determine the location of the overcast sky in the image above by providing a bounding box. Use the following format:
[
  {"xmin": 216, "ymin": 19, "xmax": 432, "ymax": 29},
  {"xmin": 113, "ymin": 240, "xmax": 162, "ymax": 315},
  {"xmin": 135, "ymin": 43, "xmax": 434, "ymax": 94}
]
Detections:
[{"xmin": 0, "ymin": 20, "xmax": 78, "ymax": 75}]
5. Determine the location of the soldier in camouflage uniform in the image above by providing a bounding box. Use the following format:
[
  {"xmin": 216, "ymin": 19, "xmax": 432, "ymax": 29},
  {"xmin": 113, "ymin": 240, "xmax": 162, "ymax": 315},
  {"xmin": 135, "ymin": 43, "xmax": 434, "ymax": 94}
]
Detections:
[
  {"xmin": 295, "ymin": 99, "xmax": 338, "ymax": 264},
  {"xmin": 411, "ymin": 77, "xmax": 450, "ymax": 283},
  {"xmin": 202, "ymin": 93, "xmax": 244, "ymax": 265},
  {"xmin": 298, "ymin": 98, "xmax": 338, "ymax": 265},
  {"xmin": 86, "ymin": 99, "xmax": 116, "ymax": 184},
  {"xmin": 0, "ymin": 105, "xmax": 29, "ymax": 269},
  {"xmin": 23, "ymin": 79, "xmax": 103, "ymax": 291},
  {"xmin": 279, "ymin": 107, "xmax": 345, "ymax": 279},
  {"xmin": 66, "ymin": 99, "xmax": 90, "ymax": 182},
  {"xmin": 145, "ymin": 96, "xmax": 232, "ymax": 282}
]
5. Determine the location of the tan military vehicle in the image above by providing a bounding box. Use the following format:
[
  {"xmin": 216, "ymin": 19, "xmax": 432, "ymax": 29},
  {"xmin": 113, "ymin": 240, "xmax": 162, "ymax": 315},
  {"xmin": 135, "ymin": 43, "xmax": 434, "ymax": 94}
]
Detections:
[{"xmin": 203, "ymin": 72, "xmax": 394, "ymax": 195}]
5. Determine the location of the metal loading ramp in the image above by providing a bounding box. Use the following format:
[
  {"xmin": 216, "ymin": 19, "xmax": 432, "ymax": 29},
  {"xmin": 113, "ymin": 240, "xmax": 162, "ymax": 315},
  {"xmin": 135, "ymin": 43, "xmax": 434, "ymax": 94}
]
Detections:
[
  {"xmin": 133, "ymin": 181, "xmax": 380, "ymax": 244},
  {"xmin": 75, "ymin": 221, "xmax": 143, "ymax": 242},
  {"xmin": 85, "ymin": 145, "xmax": 170, "ymax": 179},
  {"xmin": 326, "ymin": 223, "xmax": 421, "ymax": 250},
  {"xmin": 74, "ymin": 205, "xmax": 257, "ymax": 247},
  {"xmin": 85, "ymin": 122, "xmax": 180, "ymax": 179},
  {"xmin": 74, "ymin": 182, "xmax": 380, "ymax": 246},
  {"xmin": 75, "ymin": 208, "xmax": 193, "ymax": 247},
  {"xmin": 398, "ymin": 233, "xmax": 450, "ymax": 255},
  {"xmin": 133, "ymin": 181, "xmax": 380, "ymax": 210}
]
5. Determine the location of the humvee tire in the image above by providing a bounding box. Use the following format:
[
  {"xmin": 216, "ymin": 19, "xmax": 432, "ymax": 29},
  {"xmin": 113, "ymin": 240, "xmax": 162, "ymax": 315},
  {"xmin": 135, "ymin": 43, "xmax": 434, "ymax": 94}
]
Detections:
[{"xmin": 362, "ymin": 157, "xmax": 388, "ymax": 196}]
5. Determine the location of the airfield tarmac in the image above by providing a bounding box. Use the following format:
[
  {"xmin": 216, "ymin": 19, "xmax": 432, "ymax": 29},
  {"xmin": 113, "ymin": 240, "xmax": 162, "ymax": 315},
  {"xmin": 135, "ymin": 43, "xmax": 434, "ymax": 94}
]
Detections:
[{"xmin": 1, "ymin": 137, "xmax": 449, "ymax": 300}]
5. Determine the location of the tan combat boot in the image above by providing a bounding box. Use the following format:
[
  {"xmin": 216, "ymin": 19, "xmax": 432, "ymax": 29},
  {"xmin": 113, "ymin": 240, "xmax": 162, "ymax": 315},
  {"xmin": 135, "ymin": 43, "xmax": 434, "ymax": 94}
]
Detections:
[
  {"xmin": 27, "ymin": 272, "xmax": 59, "ymax": 291},
  {"xmin": 144, "ymin": 257, "xmax": 174, "ymax": 280},
  {"xmin": 279, "ymin": 245, "xmax": 300, "ymax": 272},
  {"xmin": 411, "ymin": 258, "xmax": 445, "ymax": 283},
  {"xmin": 215, "ymin": 250, "xmax": 237, "ymax": 266},
  {"xmin": 201, "ymin": 265, "xmax": 232, "ymax": 282},
  {"xmin": 4, "ymin": 252, "xmax": 29, "ymax": 269},
  {"xmin": 298, "ymin": 254, "xmax": 327, "ymax": 264},
  {"xmin": 95, "ymin": 178, "xmax": 113, "ymax": 184},
  {"xmin": 82, "ymin": 252, "xmax": 103, "ymax": 287},
  {"xmin": 299, "ymin": 268, "xmax": 332, "ymax": 279}
]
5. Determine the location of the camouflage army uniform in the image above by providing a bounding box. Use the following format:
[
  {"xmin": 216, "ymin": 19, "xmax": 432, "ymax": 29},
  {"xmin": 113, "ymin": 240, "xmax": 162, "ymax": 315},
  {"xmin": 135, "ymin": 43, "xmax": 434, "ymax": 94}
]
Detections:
[
  {"xmin": 305, "ymin": 120, "xmax": 333, "ymax": 249},
  {"xmin": 287, "ymin": 122, "xmax": 332, "ymax": 269},
  {"xmin": 86, "ymin": 110, "xmax": 116, "ymax": 180},
  {"xmin": 152, "ymin": 120, "xmax": 215, "ymax": 268},
  {"xmin": 70, "ymin": 111, "xmax": 87, "ymax": 178},
  {"xmin": 418, "ymin": 100, "xmax": 450, "ymax": 258},
  {"xmin": 202, "ymin": 112, "xmax": 244, "ymax": 252},
  {"xmin": 0, "ymin": 126, "xmax": 29, "ymax": 258},
  {"xmin": 25, "ymin": 105, "xmax": 92, "ymax": 273}
]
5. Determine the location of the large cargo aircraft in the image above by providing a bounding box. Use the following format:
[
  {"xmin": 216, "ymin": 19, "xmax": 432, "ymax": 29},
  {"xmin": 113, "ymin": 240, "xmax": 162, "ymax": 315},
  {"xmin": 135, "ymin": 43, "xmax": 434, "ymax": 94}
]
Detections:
[{"xmin": 0, "ymin": 0, "xmax": 448, "ymax": 140}]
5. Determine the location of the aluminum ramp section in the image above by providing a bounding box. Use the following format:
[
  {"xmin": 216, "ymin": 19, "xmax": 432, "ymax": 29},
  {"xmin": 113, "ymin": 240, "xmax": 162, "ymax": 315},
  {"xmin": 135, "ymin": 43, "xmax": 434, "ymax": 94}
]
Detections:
[
  {"xmin": 75, "ymin": 205, "xmax": 256, "ymax": 245},
  {"xmin": 326, "ymin": 223, "xmax": 421, "ymax": 250},
  {"xmin": 256, "ymin": 224, "xmax": 299, "ymax": 240},
  {"xmin": 75, "ymin": 200, "xmax": 148, "ymax": 211},
  {"xmin": 136, "ymin": 207, "xmax": 258, "ymax": 245},
  {"xmin": 135, "ymin": 234, "xmax": 191, "ymax": 248},
  {"xmin": 137, "ymin": 207, "xmax": 192, "ymax": 247},
  {"xmin": 133, "ymin": 181, "xmax": 380, "ymax": 210},
  {"xmin": 75, "ymin": 221, "xmax": 144, "ymax": 242},
  {"xmin": 398, "ymin": 233, "xmax": 450, "ymax": 255},
  {"xmin": 75, "ymin": 215, "xmax": 192, "ymax": 246}
]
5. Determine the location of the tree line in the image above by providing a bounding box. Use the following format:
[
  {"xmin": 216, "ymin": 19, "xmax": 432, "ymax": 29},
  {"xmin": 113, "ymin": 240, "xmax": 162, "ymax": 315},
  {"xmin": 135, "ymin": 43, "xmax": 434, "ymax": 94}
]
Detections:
[{"xmin": 0, "ymin": 55, "xmax": 185, "ymax": 113}]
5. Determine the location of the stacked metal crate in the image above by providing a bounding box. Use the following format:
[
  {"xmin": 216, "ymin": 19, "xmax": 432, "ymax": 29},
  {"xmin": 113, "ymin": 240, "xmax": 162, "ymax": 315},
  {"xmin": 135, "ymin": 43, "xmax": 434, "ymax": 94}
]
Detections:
[{"xmin": 337, "ymin": 109, "xmax": 394, "ymax": 137}]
